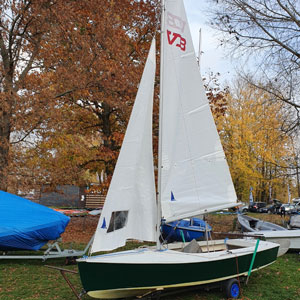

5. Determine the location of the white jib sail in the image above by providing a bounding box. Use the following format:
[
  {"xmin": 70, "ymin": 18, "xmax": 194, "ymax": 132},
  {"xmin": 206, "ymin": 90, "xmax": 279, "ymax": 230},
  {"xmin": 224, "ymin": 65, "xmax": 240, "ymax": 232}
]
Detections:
[
  {"xmin": 91, "ymin": 39, "xmax": 157, "ymax": 253},
  {"xmin": 160, "ymin": 0, "xmax": 237, "ymax": 223}
]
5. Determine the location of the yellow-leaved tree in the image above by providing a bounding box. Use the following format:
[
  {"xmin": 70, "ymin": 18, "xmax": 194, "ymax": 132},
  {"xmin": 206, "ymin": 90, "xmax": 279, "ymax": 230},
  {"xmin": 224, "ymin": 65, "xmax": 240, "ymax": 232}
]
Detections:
[{"xmin": 216, "ymin": 81, "xmax": 293, "ymax": 202}]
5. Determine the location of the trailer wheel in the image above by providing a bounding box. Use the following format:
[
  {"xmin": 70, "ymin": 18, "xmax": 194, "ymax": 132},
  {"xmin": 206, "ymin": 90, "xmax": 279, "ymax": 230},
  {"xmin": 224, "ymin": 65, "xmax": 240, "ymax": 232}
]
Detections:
[{"xmin": 224, "ymin": 278, "xmax": 240, "ymax": 299}]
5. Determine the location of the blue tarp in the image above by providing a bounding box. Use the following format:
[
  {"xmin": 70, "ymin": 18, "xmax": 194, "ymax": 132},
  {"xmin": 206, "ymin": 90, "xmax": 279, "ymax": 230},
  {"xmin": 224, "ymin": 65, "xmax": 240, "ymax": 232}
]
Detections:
[
  {"xmin": 161, "ymin": 218, "xmax": 212, "ymax": 242},
  {"xmin": 0, "ymin": 191, "xmax": 70, "ymax": 251}
]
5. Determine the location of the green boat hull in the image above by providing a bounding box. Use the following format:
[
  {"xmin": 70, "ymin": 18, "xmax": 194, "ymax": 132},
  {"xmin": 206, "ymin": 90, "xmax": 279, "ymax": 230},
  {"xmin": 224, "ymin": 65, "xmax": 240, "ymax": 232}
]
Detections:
[{"xmin": 78, "ymin": 245, "xmax": 278, "ymax": 298}]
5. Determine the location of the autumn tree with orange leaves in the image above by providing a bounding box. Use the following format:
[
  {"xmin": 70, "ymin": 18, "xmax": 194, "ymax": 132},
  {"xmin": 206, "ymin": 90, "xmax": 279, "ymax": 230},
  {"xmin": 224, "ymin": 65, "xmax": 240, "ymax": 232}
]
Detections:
[{"xmin": 0, "ymin": 0, "xmax": 158, "ymax": 193}]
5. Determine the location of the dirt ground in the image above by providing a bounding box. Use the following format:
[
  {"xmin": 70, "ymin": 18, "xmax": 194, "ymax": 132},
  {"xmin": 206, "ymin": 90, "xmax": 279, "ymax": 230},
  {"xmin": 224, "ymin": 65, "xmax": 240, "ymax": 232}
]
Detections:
[
  {"xmin": 60, "ymin": 212, "xmax": 291, "ymax": 244},
  {"xmin": 61, "ymin": 215, "xmax": 99, "ymax": 244}
]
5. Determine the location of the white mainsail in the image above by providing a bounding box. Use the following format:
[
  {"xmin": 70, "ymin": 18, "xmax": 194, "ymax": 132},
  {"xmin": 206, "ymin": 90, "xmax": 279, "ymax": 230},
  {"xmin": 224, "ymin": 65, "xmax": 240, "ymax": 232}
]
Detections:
[
  {"xmin": 91, "ymin": 39, "xmax": 157, "ymax": 253},
  {"xmin": 160, "ymin": 0, "xmax": 237, "ymax": 223}
]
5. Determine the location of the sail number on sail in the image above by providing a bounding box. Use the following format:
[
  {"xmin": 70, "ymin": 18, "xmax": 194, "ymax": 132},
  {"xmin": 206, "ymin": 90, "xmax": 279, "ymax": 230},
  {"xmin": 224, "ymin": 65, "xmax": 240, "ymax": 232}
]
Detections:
[{"xmin": 166, "ymin": 12, "xmax": 186, "ymax": 51}]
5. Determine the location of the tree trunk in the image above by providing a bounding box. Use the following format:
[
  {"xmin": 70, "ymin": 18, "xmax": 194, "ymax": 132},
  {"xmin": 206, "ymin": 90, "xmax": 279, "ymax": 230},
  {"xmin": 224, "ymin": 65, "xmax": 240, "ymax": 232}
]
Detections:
[
  {"xmin": 296, "ymin": 164, "xmax": 300, "ymax": 197},
  {"xmin": 102, "ymin": 101, "xmax": 113, "ymax": 149},
  {"xmin": 0, "ymin": 103, "xmax": 11, "ymax": 191}
]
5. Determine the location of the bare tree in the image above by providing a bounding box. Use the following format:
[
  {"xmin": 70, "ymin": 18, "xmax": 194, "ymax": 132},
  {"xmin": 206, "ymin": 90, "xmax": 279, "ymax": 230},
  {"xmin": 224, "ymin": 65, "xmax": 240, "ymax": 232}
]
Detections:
[{"xmin": 209, "ymin": 0, "xmax": 300, "ymax": 128}]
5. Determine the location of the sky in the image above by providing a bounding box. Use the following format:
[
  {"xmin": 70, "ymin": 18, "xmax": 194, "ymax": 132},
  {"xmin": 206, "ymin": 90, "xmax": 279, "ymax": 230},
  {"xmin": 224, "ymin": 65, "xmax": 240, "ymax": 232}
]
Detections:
[{"xmin": 183, "ymin": 0, "xmax": 234, "ymax": 79}]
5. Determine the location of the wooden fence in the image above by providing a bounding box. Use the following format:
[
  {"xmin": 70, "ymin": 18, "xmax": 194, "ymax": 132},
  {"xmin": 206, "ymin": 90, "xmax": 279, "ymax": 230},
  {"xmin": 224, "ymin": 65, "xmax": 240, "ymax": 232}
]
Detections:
[{"xmin": 85, "ymin": 194, "xmax": 106, "ymax": 209}]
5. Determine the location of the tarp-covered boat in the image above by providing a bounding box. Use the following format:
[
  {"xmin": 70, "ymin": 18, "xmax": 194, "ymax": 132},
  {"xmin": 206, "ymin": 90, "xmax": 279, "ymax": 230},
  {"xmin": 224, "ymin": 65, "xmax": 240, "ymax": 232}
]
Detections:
[
  {"xmin": 288, "ymin": 214, "xmax": 300, "ymax": 229},
  {"xmin": 0, "ymin": 191, "xmax": 70, "ymax": 251},
  {"xmin": 161, "ymin": 218, "xmax": 211, "ymax": 242}
]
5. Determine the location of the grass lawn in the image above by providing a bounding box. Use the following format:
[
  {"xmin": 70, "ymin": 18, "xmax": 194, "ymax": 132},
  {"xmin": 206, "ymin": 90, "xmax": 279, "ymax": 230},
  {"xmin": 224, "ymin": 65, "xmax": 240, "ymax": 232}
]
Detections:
[
  {"xmin": 1, "ymin": 250, "xmax": 300, "ymax": 300},
  {"xmin": 1, "ymin": 213, "xmax": 299, "ymax": 300}
]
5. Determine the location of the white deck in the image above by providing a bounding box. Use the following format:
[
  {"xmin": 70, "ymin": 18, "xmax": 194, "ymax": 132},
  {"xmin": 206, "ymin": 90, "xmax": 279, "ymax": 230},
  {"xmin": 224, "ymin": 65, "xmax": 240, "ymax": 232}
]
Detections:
[{"xmin": 78, "ymin": 239, "xmax": 278, "ymax": 264}]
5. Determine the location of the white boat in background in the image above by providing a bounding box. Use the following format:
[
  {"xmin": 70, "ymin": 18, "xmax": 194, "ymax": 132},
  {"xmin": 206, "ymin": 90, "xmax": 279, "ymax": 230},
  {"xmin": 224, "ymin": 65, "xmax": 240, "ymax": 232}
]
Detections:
[
  {"xmin": 238, "ymin": 214, "xmax": 286, "ymax": 232},
  {"xmin": 238, "ymin": 214, "xmax": 300, "ymax": 256},
  {"xmin": 258, "ymin": 230, "xmax": 300, "ymax": 251},
  {"xmin": 77, "ymin": 1, "xmax": 279, "ymax": 299},
  {"xmin": 243, "ymin": 232, "xmax": 290, "ymax": 257}
]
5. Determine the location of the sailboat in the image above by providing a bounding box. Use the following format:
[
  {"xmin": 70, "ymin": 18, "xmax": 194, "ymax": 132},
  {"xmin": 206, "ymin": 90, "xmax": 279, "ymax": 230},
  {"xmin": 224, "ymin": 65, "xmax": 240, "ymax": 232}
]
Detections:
[{"xmin": 77, "ymin": 0, "xmax": 279, "ymax": 298}]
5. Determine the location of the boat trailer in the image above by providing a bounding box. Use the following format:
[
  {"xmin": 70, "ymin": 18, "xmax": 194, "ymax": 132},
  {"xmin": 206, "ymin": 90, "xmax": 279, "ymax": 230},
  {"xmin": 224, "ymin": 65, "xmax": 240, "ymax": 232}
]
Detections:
[
  {"xmin": 47, "ymin": 269, "xmax": 245, "ymax": 300},
  {"xmin": 0, "ymin": 236, "xmax": 93, "ymax": 262}
]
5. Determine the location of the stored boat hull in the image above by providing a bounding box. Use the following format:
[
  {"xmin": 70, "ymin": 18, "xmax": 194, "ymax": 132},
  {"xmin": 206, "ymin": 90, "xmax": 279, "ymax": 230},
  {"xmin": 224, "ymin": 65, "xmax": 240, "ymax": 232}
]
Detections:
[
  {"xmin": 248, "ymin": 230, "xmax": 300, "ymax": 251},
  {"xmin": 261, "ymin": 238, "xmax": 290, "ymax": 257},
  {"xmin": 78, "ymin": 239, "xmax": 278, "ymax": 299}
]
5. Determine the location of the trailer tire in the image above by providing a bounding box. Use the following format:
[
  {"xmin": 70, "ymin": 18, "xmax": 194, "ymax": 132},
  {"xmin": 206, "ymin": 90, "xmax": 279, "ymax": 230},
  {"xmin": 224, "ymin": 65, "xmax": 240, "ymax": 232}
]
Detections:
[{"xmin": 224, "ymin": 278, "xmax": 240, "ymax": 299}]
